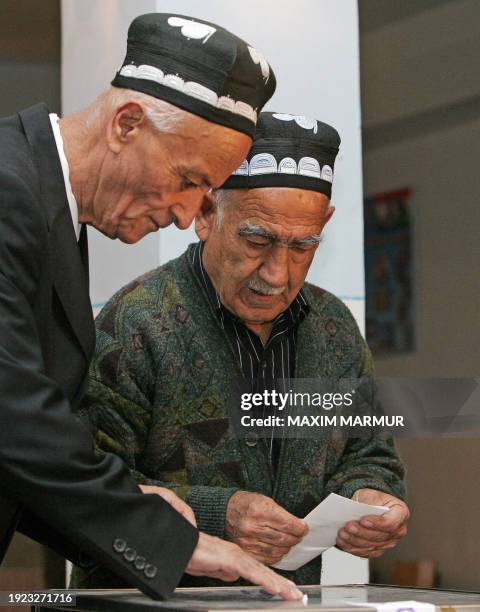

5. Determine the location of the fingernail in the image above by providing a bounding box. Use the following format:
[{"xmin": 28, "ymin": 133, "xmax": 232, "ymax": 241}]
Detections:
[
  {"xmin": 302, "ymin": 594, "xmax": 309, "ymax": 605},
  {"xmin": 291, "ymin": 587, "xmax": 303, "ymax": 600},
  {"xmin": 363, "ymin": 521, "xmax": 373, "ymax": 528},
  {"xmin": 348, "ymin": 525, "xmax": 358, "ymax": 534}
]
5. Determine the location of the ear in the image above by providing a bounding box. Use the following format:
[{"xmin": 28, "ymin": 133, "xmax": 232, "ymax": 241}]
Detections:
[
  {"xmin": 324, "ymin": 204, "xmax": 335, "ymax": 225},
  {"xmin": 195, "ymin": 191, "xmax": 216, "ymax": 241},
  {"xmin": 106, "ymin": 102, "xmax": 147, "ymax": 153}
]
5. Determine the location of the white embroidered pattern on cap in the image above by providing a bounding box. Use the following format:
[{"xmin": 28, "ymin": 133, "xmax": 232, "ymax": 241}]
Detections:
[
  {"xmin": 233, "ymin": 160, "xmax": 249, "ymax": 176},
  {"xmin": 231, "ymin": 155, "xmax": 333, "ymax": 182},
  {"xmin": 119, "ymin": 64, "xmax": 257, "ymax": 123},
  {"xmin": 248, "ymin": 47, "xmax": 270, "ymax": 83},
  {"xmin": 249, "ymin": 153, "xmax": 278, "ymax": 175},
  {"xmin": 321, "ymin": 165, "xmax": 333, "ymax": 183},
  {"xmin": 278, "ymin": 157, "xmax": 297, "ymax": 174},
  {"xmin": 298, "ymin": 157, "xmax": 321, "ymax": 178},
  {"xmin": 167, "ymin": 17, "xmax": 216, "ymax": 44},
  {"xmin": 272, "ymin": 113, "xmax": 318, "ymax": 134}
]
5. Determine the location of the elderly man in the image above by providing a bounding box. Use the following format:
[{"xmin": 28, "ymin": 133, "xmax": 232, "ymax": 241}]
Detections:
[
  {"xmin": 0, "ymin": 12, "xmax": 305, "ymax": 602},
  {"xmin": 73, "ymin": 112, "xmax": 409, "ymax": 588}
]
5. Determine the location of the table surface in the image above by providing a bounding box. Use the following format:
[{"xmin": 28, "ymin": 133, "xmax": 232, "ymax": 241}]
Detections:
[{"xmin": 33, "ymin": 584, "xmax": 480, "ymax": 612}]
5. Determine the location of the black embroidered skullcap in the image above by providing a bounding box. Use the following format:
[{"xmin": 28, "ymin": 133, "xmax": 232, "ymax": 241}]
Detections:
[
  {"xmin": 111, "ymin": 13, "xmax": 276, "ymax": 138},
  {"xmin": 221, "ymin": 112, "xmax": 341, "ymax": 197}
]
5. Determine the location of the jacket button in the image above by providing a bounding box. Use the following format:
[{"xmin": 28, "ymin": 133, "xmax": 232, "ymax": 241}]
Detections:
[
  {"xmin": 245, "ymin": 432, "xmax": 258, "ymax": 447},
  {"xmin": 134, "ymin": 556, "xmax": 146, "ymax": 571},
  {"xmin": 123, "ymin": 548, "xmax": 136, "ymax": 562},
  {"xmin": 113, "ymin": 538, "xmax": 127, "ymax": 553},
  {"xmin": 144, "ymin": 564, "xmax": 157, "ymax": 579}
]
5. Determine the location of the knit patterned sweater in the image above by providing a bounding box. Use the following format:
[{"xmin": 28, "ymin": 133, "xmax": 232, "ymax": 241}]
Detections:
[{"xmin": 72, "ymin": 244, "xmax": 405, "ymax": 588}]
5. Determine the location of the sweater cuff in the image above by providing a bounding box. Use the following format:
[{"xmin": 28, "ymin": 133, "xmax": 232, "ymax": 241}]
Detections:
[
  {"xmin": 186, "ymin": 486, "xmax": 240, "ymax": 538},
  {"xmin": 335, "ymin": 479, "xmax": 405, "ymax": 501}
]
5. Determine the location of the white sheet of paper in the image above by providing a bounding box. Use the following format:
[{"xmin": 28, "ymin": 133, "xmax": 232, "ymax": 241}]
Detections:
[
  {"xmin": 273, "ymin": 493, "xmax": 389, "ymax": 571},
  {"xmin": 345, "ymin": 600, "xmax": 435, "ymax": 612}
]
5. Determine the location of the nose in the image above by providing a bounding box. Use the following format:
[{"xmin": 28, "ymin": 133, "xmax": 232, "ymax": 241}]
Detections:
[
  {"xmin": 170, "ymin": 191, "xmax": 205, "ymax": 230},
  {"xmin": 258, "ymin": 244, "xmax": 289, "ymax": 290}
]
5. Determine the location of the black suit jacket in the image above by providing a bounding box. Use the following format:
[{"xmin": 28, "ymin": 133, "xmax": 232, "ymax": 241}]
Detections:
[{"xmin": 0, "ymin": 104, "xmax": 198, "ymax": 598}]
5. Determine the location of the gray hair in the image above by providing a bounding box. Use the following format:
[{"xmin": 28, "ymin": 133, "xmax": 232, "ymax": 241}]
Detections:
[
  {"xmin": 212, "ymin": 189, "xmax": 243, "ymax": 228},
  {"xmin": 84, "ymin": 86, "xmax": 186, "ymax": 133}
]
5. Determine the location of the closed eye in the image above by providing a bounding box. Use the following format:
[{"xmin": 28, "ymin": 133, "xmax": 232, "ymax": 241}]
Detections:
[
  {"xmin": 180, "ymin": 177, "xmax": 198, "ymax": 190},
  {"xmin": 246, "ymin": 238, "xmax": 270, "ymax": 248},
  {"xmin": 290, "ymin": 242, "xmax": 318, "ymax": 252}
]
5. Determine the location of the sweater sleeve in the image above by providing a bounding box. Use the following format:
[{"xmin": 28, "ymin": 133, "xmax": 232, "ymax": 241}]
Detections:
[
  {"xmin": 319, "ymin": 295, "xmax": 406, "ymax": 501},
  {"xmin": 79, "ymin": 377, "xmax": 239, "ymax": 538},
  {"xmin": 76, "ymin": 287, "xmax": 239, "ymax": 539},
  {"xmin": 324, "ymin": 433, "xmax": 406, "ymax": 501}
]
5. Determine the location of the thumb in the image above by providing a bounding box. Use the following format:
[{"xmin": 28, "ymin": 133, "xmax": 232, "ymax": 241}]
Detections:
[{"xmin": 139, "ymin": 485, "xmax": 197, "ymax": 527}]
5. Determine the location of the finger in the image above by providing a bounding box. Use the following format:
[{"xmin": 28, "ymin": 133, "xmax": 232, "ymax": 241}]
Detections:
[
  {"xmin": 265, "ymin": 505, "xmax": 308, "ymax": 538},
  {"xmin": 361, "ymin": 523, "xmax": 407, "ymax": 541},
  {"xmin": 158, "ymin": 490, "xmax": 197, "ymax": 527},
  {"xmin": 250, "ymin": 525, "xmax": 304, "ymax": 548},
  {"xmin": 249, "ymin": 554, "xmax": 285, "ymax": 567},
  {"xmin": 337, "ymin": 534, "xmax": 399, "ymax": 557},
  {"xmin": 338, "ymin": 530, "xmax": 402, "ymax": 550},
  {"xmin": 336, "ymin": 536, "xmax": 383, "ymax": 558},
  {"xmin": 360, "ymin": 506, "xmax": 409, "ymax": 532},
  {"xmin": 234, "ymin": 551, "xmax": 303, "ymax": 600},
  {"xmin": 213, "ymin": 569, "xmax": 241, "ymax": 582},
  {"xmin": 341, "ymin": 523, "xmax": 393, "ymax": 544},
  {"xmin": 236, "ymin": 537, "xmax": 291, "ymax": 558},
  {"xmin": 338, "ymin": 529, "xmax": 389, "ymax": 548}
]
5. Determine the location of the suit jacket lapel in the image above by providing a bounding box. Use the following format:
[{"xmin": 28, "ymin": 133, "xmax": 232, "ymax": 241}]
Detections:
[{"xmin": 19, "ymin": 104, "xmax": 95, "ymax": 361}]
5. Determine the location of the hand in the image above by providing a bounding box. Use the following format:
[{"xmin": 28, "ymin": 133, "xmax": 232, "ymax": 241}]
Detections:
[
  {"xmin": 186, "ymin": 532, "xmax": 305, "ymax": 601},
  {"xmin": 138, "ymin": 485, "xmax": 197, "ymax": 527},
  {"xmin": 225, "ymin": 491, "xmax": 308, "ymax": 565},
  {"xmin": 336, "ymin": 488, "xmax": 409, "ymax": 558}
]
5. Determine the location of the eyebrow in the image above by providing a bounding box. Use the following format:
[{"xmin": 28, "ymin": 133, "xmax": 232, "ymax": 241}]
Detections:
[
  {"xmin": 238, "ymin": 223, "xmax": 323, "ymax": 245},
  {"xmin": 238, "ymin": 223, "xmax": 276, "ymax": 241},
  {"xmin": 293, "ymin": 234, "xmax": 323, "ymax": 246}
]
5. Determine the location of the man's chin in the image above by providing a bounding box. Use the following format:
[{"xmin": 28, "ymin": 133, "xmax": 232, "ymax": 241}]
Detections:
[
  {"xmin": 237, "ymin": 299, "xmax": 285, "ymax": 324},
  {"xmin": 116, "ymin": 221, "xmax": 166, "ymax": 243},
  {"xmin": 243, "ymin": 289, "xmax": 284, "ymax": 310}
]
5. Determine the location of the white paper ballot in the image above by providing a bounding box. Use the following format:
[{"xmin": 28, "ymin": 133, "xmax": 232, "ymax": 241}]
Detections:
[
  {"xmin": 273, "ymin": 493, "xmax": 389, "ymax": 571},
  {"xmin": 345, "ymin": 600, "xmax": 435, "ymax": 612}
]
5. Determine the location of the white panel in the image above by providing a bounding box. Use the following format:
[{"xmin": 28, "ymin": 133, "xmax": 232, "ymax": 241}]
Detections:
[
  {"xmin": 343, "ymin": 299, "xmax": 366, "ymax": 338},
  {"xmin": 321, "ymin": 548, "xmax": 369, "ymax": 585},
  {"xmin": 155, "ymin": 0, "xmax": 365, "ymax": 305},
  {"xmin": 61, "ymin": 0, "xmax": 156, "ymax": 113},
  {"xmin": 62, "ymin": 0, "xmax": 159, "ymax": 308}
]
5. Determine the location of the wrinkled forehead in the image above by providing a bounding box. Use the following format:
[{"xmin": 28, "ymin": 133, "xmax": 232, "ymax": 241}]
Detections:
[
  {"xmin": 164, "ymin": 117, "xmax": 253, "ymax": 186},
  {"xmin": 223, "ymin": 187, "xmax": 330, "ymax": 227}
]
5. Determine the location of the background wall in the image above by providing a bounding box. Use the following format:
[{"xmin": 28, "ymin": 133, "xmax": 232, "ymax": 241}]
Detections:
[
  {"xmin": 0, "ymin": 1, "xmax": 60, "ymax": 116},
  {"xmin": 360, "ymin": 0, "xmax": 480, "ymax": 589}
]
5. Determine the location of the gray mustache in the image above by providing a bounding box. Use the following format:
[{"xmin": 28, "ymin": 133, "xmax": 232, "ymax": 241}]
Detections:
[{"xmin": 247, "ymin": 278, "xmax": 286, "ymax": 295}]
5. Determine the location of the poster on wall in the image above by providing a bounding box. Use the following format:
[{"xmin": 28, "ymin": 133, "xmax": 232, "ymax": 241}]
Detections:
[{"xmin": 364, "ymin": 187, "xmax": 414, "ymax": 355}]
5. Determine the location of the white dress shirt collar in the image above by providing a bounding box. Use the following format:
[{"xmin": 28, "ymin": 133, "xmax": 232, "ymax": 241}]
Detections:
[{"xmin": 49, "ymin": 113, "xmax": 81, "ymax": 241}]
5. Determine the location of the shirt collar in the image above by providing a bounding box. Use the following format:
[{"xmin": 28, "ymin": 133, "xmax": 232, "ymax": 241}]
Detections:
[
  {"xmin": 191, "ymin": 241, "xmax": 309, "ymax": 326},
  {"xmin": 49, "ymin": 113, "xmax": 81, "ymax": 241}
]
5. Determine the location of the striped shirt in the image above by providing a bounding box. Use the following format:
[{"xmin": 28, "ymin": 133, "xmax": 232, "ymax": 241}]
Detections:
[{"xmin": 192, "ymin": 241, "xmax": 310, "ymax": 469}]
